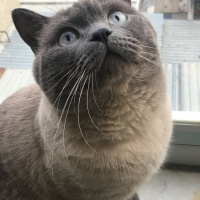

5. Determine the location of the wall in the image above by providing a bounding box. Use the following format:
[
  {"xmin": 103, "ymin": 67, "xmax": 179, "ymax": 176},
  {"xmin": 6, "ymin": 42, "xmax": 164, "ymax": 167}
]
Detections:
[
  {"xmin": 139, "ymin": 0, "xmax": 155, "ymax": 12},
  {"xmin": 154, "ymin": 0, "xmax": 189, "ymax": 13},
  {"xmin": 0, "ymin": 0, "xmax": 20, "ymax": 38}
]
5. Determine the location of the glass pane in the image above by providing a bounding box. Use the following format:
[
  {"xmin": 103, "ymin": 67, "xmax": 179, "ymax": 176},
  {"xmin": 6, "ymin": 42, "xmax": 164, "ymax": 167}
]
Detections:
[
  {"xmin": 147, "ymin": 0, "xmax": 200, "ymax": 114},
  {"xmin": 164, "ymin": 63, "xmax": 200, "ymax": 112},
  {"xmin": 194, "ymin": 0, "xmax": 200, "ymax": 19}
]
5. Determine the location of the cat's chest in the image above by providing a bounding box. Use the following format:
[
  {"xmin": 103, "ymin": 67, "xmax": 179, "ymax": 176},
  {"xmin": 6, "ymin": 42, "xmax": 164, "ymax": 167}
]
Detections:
[{"xmin": 55, "ymin": 146, "xmax": 139, "ymax": 200}]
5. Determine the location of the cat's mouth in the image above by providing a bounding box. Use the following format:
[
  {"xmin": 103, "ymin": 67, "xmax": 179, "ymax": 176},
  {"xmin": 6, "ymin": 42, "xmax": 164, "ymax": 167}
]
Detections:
[
  {"xmin": 104, "ymin": 49, "xmax": 127, "ymax": 63},
  {"xmin": 106, "ymin": 51, "xmax": 118, "ymax": 58}
]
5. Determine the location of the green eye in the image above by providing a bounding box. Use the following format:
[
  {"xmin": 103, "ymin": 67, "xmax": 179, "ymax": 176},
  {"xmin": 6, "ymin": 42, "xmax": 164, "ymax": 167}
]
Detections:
[
  {"xmin": 109, "ymin": 11, "xmax": 127, "ymax": 25},
  {"xmin": 59, "ymin": 31, "xmax": 78, "ymax": 46}
]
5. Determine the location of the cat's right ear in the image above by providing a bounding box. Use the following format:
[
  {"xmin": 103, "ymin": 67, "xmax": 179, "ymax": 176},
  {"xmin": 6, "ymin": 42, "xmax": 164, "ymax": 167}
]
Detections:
[{"xmin": 12, "ymin": 8, "xmax": 49, "ymax": 54}]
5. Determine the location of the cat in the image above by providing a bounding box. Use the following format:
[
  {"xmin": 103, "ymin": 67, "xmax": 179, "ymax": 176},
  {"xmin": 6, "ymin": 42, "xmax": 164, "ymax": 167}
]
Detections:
[{"xmin": 0, "ymin": 0, "xmax": 172, "ymax": 199}]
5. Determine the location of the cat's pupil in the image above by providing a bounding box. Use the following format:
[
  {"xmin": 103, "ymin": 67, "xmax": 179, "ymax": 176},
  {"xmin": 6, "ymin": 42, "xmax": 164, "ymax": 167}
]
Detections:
[
  {"xmin": 66, "ymin": 35, "xmax": 71, "ymax": 42},
  {"xmin": 115, "ymin": 15, "xmax": 120, "ymax": 21}
]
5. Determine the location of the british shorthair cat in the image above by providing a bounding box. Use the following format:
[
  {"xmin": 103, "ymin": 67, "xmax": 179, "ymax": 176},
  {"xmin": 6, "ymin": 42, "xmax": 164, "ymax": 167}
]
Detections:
[{"xmin": 0, "ymin": 0, "xmax": 172, "ymax": 199}]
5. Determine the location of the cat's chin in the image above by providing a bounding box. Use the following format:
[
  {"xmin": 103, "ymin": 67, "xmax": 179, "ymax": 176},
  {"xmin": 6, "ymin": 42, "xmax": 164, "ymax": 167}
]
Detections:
[
  {"xmin": 102, "ymin": 50, "xmax": 126, "ymax": 65},
  {"xmin": 106, "ymin": 51, "xmax": 120, "ymax": 59}
]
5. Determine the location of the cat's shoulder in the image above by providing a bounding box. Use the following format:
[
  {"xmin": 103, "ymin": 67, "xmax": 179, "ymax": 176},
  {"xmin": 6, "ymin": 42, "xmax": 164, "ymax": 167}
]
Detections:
[
  {"xmin": 0, "ymin": 155, "xmax": 26, "ymax": 200},
  {"xmin": 0, "ymin": 84, "xmax": 42, "ymax": 200},
  {"xmin": 0, "ymin": 84, "xmax": 41, "ymax": 135},
  {"xmin": 0, "ymin": 84, "xmax": 41, "ymax": 116}
]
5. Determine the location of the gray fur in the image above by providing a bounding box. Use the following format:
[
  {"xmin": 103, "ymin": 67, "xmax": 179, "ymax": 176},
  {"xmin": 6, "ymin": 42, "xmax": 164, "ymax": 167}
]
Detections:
[{"xmin": 0, "ymin": 0, "xmax": 172, "ymax": 199}]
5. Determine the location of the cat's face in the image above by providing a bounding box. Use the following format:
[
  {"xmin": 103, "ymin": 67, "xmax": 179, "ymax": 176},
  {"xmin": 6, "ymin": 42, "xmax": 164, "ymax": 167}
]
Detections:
[{"xmin": 12, "ymin": 0, "xmax": 161, "ymax": 107}]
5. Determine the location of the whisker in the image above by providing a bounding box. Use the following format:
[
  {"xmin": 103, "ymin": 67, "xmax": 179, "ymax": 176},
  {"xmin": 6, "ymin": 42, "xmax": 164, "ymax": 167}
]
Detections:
[
  {"xmin": 139, "ymin": 44, "xmax": 157, "ymax": 50},
  {"xmin": 73, "ymin": 91, "xmax": 78, "ymax": 119},
  {"xmin": 139, "ymin": 54, "xmax": 160, "ymax": 67},
  {"xmin": 50, "ymin": 72, "xmax": 82, "ymax": 177},
  {"xmin": 94, "ymin": 70, "xmax": 99, "ymax": 92},
  {"xmin": 142, "ymin": 51, "xmax": 160, "ymax": 58},
  {"xmin": 142, "ymin": 50, "xmax": 168, "ymax": 62},
  {"xmin": 38, "ymin": 61, "xmax": 76, "ymax": 87},
  {"xmin": 87, "ymin": 74, "xmax": 106, "ymax": 135},
  {"xmin": 135, "ymin": 55, "xmax": 151, "ymax": 68},
  {"xmin": 77, "ymin": 74, "xmax": 96, "ymax": 152},
  {"xmin": 46, "ymin": 67, "xmax": 75, "ymax": 94},
  {"xmin": 43, "ymin": 69, "xmax": 78, "ymax": 167},
  {"xmin": 129, "ymin": 47, "xmax": 160, "ymax": 67},
  {"xmin": 62, "ymin": 74, "xmax": 83, "ymax": 159},
  {"xmin": 42, "ymin": 5, "xmax": 57, "ymax": 13},
  {"xmin": 51, "ymin": 4, "xmax": 60, "ymax": 12},
  {"xmin": 56, "ymin": 68, "xmax": 79, "ymax": 112},
  {"xmin": 91, "ymin": 72, "xmax": 102, "ymax": 111},
  {"xmin": 143, "ymin": 52, "xmax": 168, "ymax": 63}
]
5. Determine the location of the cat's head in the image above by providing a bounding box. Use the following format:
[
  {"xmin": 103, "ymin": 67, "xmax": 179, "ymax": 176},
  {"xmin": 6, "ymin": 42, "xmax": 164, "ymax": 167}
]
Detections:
[{"xmin": 12, "ymin": 0, "xmax": 162, "ymax": 107}]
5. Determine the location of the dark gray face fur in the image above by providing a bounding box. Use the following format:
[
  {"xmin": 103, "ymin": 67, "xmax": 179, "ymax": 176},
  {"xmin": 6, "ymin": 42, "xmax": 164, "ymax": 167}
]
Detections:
[{"xmin": 12, "ymin": 0, "xmax": 161, "ymax": 108}]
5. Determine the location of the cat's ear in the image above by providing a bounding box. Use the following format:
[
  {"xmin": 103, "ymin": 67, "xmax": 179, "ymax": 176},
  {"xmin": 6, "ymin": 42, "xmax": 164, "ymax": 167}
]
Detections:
[
  {"xmin": 123, "ymin": 0, "xmax": 131, "ymax": 5},
  {"xmin": 12, "ymin": 8, "xmax": 49, "ymax": 53}
]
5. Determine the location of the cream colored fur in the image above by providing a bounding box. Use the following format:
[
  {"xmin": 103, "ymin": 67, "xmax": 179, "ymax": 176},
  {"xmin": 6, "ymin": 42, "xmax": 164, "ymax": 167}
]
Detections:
[{"xmin": 38, "ymin": 69, "xmax": 172, "ymax": 200}]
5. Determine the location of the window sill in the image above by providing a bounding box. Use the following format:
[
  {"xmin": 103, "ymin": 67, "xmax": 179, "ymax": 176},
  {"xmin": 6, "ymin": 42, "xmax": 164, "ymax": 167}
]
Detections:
[
  {"xmin": 167, "ymin": 111, "xmax": 200, "ymax": 166},
  {"xmin": 172, "ymin": 111, "xmax": 200, "ymax": 125}
]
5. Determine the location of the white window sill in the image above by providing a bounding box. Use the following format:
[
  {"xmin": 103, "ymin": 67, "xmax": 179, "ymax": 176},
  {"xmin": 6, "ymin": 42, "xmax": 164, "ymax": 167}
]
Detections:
[{"xmin": 172, "ymin": 111, "xmax": 200, "ymax": 124}]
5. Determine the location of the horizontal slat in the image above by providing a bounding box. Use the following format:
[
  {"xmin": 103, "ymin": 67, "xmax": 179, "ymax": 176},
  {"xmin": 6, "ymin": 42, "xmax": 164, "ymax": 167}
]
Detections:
[
  {"xmin": 162, "ymin": 39, "xmax": 200, "ymax": 44},
  {"xmin": 163, "ymin": 32, "xmax": 200, "ymax": 36},
  {"xmin": 162, "ymin": 19, "xmax": 200, "ymax": 63},
  {"xmin": 162, "ymin": 56, "xmax": 200, "ymax": 60},
  {"xmin": 164, "ymin": 20, "xmax": 200, "ymax": 25},
  {"xmin": 162, "ymin": 48, "xmax": 200, "ymax": 52},
  {"xmin": 162, "ymin": 57, "xmax": 200, "ymax": 61}
]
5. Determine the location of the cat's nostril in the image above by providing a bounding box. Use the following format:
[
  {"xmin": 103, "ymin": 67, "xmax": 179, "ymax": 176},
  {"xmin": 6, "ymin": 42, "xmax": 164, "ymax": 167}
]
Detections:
[
  {"xmin": 90, "ymin": 28, "xmax": 112, "ymax": 43},
  {"xmin": 105, "ymin": 30, "xmax": 111, "ymax": 37}
]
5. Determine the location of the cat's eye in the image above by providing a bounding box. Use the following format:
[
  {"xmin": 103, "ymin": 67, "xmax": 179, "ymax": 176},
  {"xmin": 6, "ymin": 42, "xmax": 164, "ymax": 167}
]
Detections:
[
  {"xmin": 109, "ymin": 11, "xmax": 127, "ymax": 25},
  {"xmin": 59, "ymin": 31, "xmax": 78, "ymax": 46}
]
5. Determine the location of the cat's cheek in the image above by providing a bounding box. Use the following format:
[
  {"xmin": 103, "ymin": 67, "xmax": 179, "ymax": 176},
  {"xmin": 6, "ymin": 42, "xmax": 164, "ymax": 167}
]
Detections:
[{"xmin": 33, "ymin": 57, "xmax": 42, "ymax": 85}]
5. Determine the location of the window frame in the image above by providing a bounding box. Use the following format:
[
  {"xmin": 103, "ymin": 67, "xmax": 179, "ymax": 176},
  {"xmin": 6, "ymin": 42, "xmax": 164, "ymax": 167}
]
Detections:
[{"xmin": 167, "ymin": 111, "xmax": 200, "ymax": 166}]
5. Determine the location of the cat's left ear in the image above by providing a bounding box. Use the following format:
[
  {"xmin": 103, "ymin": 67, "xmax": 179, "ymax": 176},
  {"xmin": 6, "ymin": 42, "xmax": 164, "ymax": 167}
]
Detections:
[
  {"xmin": 123, "ymin": 0, "xmax": 131, "ymax": 5},
  {"xmin": 12, "ymin": 8, "xmax": 49, "ymax": 53}
]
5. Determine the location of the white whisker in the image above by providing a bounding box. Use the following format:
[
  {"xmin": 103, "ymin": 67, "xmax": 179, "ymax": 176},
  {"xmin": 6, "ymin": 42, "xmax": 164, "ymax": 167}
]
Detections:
[
  {"xmin": 42, "ymin": 5, "xmax": 57, "ymax": 13},
  {"xmin": 91, "ymin": 73, "xmax": 102, "ymax": 111},
  {"xmin": 62, "ymin": 74, "xmax": 83, "ymax": 159},
  {"xmin": 78, "ymin": 74, "xmax": 96, "ymax": 152},
  {"xmin": 56, "ymin": 68, "xmax": 79, "ymax": 112},
  {"xmin": 46, "ymin": 67, "xmax": 75, "ymax": 94},
  {"xmin": 138, "ymin": 54, "xmax": 160, "ymax": 67},
  {"xmin": 94, "ymin": 70, "xmax": 99, "ymax": 92},
  {"xmin": 87, "ymin": 74, "xmax": 106, "ymax": 135},
  {"xmin": 43, "ymin": 68, "xmax": 78, "ymax": 168},
  {"xmin": 129, "ymin": 48, "xmax": 160, "ymax": 67},
  {"xmin": 50, "ymin": 72, "xmax": 83, "ymax": 177},
  {"xmin": 38, "ymin": 61, "xmax": 76, "ymax": 87},
  {"xmin": 139, "ymin": 44, "xmax": 157, "ymax": 50}
]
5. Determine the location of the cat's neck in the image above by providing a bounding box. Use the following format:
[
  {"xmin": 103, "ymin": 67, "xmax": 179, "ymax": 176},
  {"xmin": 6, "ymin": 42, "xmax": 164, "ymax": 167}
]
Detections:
[
  {"xmin": 38, "ymin": 83, "xmax": 159, "ymax": 147},
  {"xmin": 37, "ymin": 84, "xmax": 165, "ymax": 199}
]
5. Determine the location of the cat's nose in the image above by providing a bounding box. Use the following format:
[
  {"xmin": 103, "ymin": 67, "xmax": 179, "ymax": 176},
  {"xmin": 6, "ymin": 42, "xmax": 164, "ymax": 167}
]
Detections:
[{"xmin": 90, "ymin": 28, "xmax": 112, "ymax": 43}]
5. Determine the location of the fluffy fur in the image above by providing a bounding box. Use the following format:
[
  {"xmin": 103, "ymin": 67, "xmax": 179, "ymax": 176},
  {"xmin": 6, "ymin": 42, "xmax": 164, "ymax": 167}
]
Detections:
[{"xmin": 0, "ymin": 0, "xmax": 172, "ymax": 199}]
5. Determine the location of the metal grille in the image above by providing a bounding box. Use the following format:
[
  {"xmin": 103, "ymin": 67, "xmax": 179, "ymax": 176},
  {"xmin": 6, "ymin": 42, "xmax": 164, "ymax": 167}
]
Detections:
[
  {"xmin": 163, "ymin": 63, "xmax": 200, "ymax": 111},
  {"xmin": 162, "ymin": 20, "xmax": 200, "ymax": 63}
]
